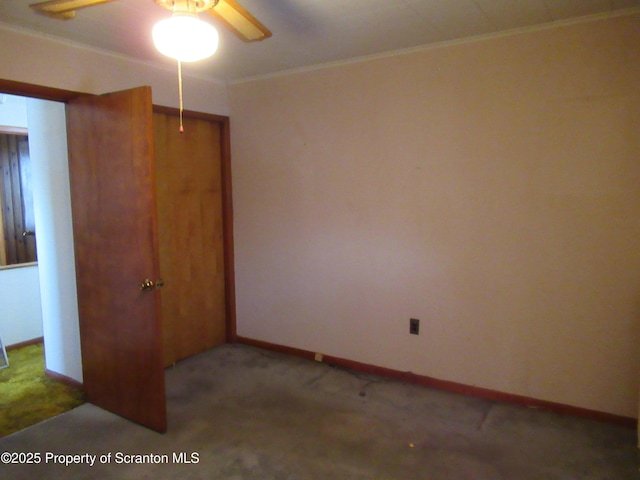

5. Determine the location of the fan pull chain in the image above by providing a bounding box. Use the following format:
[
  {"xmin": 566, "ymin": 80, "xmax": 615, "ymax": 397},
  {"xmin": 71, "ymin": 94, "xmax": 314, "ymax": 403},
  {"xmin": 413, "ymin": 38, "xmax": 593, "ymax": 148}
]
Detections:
[{"xmin": 178, "ymin": 59, "xmax": 184, "ymax": 133}]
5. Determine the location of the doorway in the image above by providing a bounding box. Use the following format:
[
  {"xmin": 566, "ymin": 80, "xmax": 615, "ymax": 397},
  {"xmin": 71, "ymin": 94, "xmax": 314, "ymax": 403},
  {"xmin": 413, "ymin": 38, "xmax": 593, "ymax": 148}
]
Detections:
[
  {"xmin": 0, "ymin": 80, "xmax": 237, "ymax": 433},
  {"xmin": 0, "ymin": 94, "xmax": 78, "ymax": 434},
  {"xmin": 0, "ymin": 96, "xmax": 47, "ymax": 376}
]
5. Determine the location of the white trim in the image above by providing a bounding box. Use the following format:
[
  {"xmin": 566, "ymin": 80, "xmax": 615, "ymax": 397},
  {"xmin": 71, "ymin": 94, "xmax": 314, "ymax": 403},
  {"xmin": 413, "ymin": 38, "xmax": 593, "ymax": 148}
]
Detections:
[
  {"xmin": 1, "ymin": 6, "xmax": 638, "ymax": 87},
  {"xmin": 231, "ymin": 7, "xmax": 640, "ymax": 85}
]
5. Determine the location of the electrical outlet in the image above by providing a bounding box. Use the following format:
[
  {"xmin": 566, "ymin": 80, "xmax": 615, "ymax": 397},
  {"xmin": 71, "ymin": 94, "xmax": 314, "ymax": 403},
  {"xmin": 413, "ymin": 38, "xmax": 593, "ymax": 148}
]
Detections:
[
  {"xmin": 410, "ymin": 318, "xmax": 420, "ymax": 335},
  {"xmin": 314, "ymin": 352, "xmax": 324, "ymax": 362}
]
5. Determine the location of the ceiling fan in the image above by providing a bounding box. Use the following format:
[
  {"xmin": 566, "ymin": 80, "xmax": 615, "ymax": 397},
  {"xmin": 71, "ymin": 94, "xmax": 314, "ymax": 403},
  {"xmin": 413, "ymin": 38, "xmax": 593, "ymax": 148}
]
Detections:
[
  {"xmin": 29, "ymin": 0, "xmax": 269, "ymax": 131},
  {"xmin": 29, "ymin": 0, "xmax": 272, "ymax": 43}
]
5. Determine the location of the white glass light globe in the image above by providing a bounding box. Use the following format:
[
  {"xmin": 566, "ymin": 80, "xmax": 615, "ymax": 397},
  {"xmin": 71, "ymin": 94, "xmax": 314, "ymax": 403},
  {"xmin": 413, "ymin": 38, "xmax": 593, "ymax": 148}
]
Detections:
[{"xmin": 152, "ymin": 14, "xmax": 219, "ymax": 62}]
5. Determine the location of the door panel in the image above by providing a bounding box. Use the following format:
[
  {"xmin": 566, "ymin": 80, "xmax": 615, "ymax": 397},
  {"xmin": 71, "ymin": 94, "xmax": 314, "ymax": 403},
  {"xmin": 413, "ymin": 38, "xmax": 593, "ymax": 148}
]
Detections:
[
  {"xmin": 66, "ymin": 87, "xmax": 166, "ymax": 433},
  {"xmin": 0, "ymin": 134, "xmax": 36, "ymax": 265},
  {"xmin": 153, "ymin": 112, "xmax": 226, "ymax": 366}
]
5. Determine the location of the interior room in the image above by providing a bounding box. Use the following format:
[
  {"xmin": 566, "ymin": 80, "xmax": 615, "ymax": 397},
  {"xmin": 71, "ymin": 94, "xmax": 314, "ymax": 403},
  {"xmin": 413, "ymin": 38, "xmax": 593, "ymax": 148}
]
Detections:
[{"xmin": 0, "ymin": 1, "xmax": 639, "ymax": 478}]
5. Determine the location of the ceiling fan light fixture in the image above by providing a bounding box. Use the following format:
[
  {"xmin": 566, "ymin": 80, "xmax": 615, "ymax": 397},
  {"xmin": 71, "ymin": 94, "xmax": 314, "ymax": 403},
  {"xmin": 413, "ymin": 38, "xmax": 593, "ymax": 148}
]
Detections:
[{"xmin": 152, "ymin": 13, "xmax": 219, "ymax": 62}]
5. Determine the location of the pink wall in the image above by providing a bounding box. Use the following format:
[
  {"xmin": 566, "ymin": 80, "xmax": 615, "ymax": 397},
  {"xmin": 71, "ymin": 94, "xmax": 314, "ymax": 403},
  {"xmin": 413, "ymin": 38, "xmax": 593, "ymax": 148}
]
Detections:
[{"xmin": 229, "ymin": 13, "xmax": 640, "ymax": 417}]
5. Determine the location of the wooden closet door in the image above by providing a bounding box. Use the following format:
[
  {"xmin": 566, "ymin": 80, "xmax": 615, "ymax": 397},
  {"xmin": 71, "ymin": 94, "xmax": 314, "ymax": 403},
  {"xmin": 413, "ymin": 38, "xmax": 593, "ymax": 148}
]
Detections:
[{"xmin": 153, "ymin": 111, "xmax": 227, "ymax": 366}]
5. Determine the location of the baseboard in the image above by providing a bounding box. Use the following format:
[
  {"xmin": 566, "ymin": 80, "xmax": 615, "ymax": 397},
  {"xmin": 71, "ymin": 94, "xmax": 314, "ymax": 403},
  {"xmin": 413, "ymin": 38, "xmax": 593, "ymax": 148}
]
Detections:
[
  {"xmin": 7, "ymin": 338, "xmax": 83, "ymax": 392},
  {"xmin": 45, "ymin": 369, "xmax": 83, "ymax": 391},
  {"xmin": 6, "ymin": 337, "xmax": 44, "ymax": 351},
  {"xmin": 236, "ymin": 336, "xmax": 637, "ymax": 429}
]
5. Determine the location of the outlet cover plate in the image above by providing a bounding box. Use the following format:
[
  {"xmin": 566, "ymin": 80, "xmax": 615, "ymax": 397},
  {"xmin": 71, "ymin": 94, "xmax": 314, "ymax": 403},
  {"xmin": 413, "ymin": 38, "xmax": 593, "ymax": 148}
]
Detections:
[{"xmin": 410, "ymin": 318, "xmax": 420, "ymax": 335}]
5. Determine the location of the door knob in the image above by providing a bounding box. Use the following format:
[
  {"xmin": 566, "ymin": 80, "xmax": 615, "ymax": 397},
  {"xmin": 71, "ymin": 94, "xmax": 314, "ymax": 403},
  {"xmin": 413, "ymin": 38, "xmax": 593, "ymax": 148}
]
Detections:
[{"xmin": 139, "ymin": 278, "xmax": 165, "ymax": 291}]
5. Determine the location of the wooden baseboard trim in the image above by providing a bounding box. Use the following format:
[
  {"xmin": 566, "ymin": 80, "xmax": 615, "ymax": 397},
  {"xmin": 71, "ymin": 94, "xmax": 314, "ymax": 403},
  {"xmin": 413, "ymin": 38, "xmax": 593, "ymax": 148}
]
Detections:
[
  {"xmin": 236, "ymin": 336, "xmax": 637, "ymax": 429},
  {"xmin": 45, "ymin": 369, "xmax": 83, "ymax": 392},
  {"xmin": 238, "ymin": 336, "xmax": 317, "ymax": 362},
  {"xmin": 6, "ymin": 339, "xmax": 84, "ymax": 392},
  {"xmin": 6, "ymin": 337, "xmax": 44, "ymax": 351}
]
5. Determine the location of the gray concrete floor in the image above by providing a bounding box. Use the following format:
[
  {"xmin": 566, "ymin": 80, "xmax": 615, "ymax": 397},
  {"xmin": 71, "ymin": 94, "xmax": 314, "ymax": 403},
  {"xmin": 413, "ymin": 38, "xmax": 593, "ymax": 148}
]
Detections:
[{"xmin": 0, "ymin": 344, "xmax": 637, "ymax": 479}]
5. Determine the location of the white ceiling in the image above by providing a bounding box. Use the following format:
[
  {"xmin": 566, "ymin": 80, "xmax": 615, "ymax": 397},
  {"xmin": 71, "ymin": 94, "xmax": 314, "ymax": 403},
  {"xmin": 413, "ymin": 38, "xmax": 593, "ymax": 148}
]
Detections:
[{"xmin": 0, "ymin": 0, "xmax": 638, "ymax": 83}]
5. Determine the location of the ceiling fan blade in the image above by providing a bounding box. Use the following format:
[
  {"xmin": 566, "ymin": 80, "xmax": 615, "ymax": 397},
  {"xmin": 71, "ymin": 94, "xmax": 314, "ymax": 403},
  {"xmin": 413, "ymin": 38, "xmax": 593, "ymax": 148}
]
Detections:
[
  {"xmin": 30, "ymin": 0, "xmax": 117, "ymax": 20},
  {"xmin": 208, "ymin": 0, "xmax": 271, "ymax": 42}
]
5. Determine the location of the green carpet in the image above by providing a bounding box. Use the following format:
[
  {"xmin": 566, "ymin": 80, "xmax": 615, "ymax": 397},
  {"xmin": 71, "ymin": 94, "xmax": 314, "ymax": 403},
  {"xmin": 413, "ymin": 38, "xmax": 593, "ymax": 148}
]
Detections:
[{"xmin": 0, "ymin": 343, "xmax": 85, "ymax": 437}]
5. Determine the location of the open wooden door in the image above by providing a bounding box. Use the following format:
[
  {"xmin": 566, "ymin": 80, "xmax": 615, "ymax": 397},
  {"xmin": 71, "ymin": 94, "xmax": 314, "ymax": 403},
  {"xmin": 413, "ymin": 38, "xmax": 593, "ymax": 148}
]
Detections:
[{"xmin": 66, "ymin": 86, "xmax": 167, "ymax": 433}]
